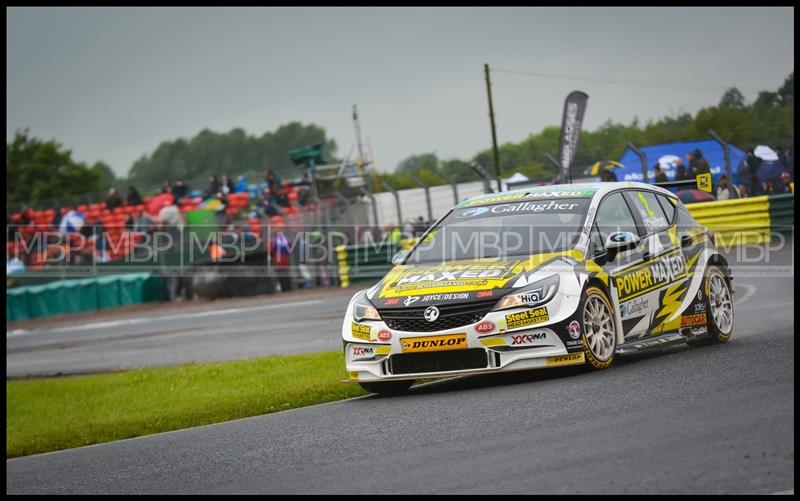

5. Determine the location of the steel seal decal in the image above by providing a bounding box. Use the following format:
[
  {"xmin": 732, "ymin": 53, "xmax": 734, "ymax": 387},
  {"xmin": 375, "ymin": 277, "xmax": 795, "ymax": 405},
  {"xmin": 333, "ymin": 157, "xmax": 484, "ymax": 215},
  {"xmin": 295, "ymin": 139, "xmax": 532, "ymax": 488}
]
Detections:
[
  {"xmin": 351, "ymin": 323, "xmax": 371, "ymax": 341},
  {"xmin": 505, "ymin": 307, "xmax": 549, "ymax": 330},
  {"xmin": 400, "ymin": 333, "xmax": 467, "ymax": 353}
]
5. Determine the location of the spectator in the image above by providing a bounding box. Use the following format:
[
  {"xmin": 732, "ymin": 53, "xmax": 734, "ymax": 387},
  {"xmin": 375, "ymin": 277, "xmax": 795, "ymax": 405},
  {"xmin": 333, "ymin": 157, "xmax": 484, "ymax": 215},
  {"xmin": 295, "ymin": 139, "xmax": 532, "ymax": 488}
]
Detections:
[
  {"xmin": 7, "ymin": 251, "xmax": 25, "ymax": 275},
  {"xmin": 778, "ymin": 171, "xmax": 793, "ymax": 194},
  {"xmin": 601, "ymin": 167, "xmax": 618, "ymax": 182},
  {"xmin": 737, "ymin": 185, "xmax": 749, "ymax": 198},
  {"xmin": 172, "ymin": 179, "xmax": 188, "ymax": 201},
  {"xmin": 235, "ymin": 175, "xmax": 248, "ymax": 194},
  {"xmin": 269, "ymin": 230, "xmax": 292, "ymax": 292},
  {"xmin": 716, "ymin": 175, "xmax": 731, "ymax": 200},
  {"xmin": 265, "ymin": 169, "xmax": 282, "ymax": 192},
  {"xmin": 51, "ymin": 206, "xmax": 63, "ymax": 229},
  {"xmin": 689, "ymin": 149, "xmax": 711, "ymax": 178},
  {"xmin": 653, "ymin": 164, "xmax": 668, "ymax": 184},
  {"xmin": 127, "ymin": 185, "xmax": 144, "ymax": 206},
  {"xmin": 209, "ymin": 175, "xmax": 222, "ymax": 196},
  {"xmin": 105, "ymin": 188, "xmax": 123, "ymax": 211},
  {"xmin": 745, "ymin": 149, "xmax": 762, "ymax": 196},
  {"xmin": 764, "ymin": 180, "xmax": 777, "ymax": 195},
  {"xmin": 413, "ymin": 216, "xmax": 426, "ymax": 236},
  {"xmin": 674, "ymin": 159, "xmax": 689, "ymax": 181},
  {"xmin": 270, "ymin": 184, "xmax": 290, "ymax": 208},
  {"xmin": 221, "ymin": 175, "xmax": 235, "ymax": 195},
  {"xmin": 158, "ymin": 197, "xmax": 185, "ymax": 232}
]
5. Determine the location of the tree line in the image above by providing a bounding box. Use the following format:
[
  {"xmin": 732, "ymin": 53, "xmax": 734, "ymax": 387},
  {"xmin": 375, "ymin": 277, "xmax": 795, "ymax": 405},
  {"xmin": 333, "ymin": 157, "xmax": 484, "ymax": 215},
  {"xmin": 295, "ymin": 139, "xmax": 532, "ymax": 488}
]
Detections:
[{"xmin": 6, "ymin": 72, "xmax": 792, "ymax": 205}]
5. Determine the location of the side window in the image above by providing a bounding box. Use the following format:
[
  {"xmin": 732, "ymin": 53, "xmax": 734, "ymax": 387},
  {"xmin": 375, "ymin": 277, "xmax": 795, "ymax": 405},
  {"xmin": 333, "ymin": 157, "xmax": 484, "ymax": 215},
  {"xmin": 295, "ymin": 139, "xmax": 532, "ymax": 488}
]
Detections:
[
  {"xmin": 589, "ymin": 223, "xmax": 605, "ymax": 257},
  {"xmin": 594, "ymin": 192, "xmax": 639, "ymax": 243},
  {"xmin": 674, "ymin": 202, "xmax": 701, "ymax": 235},
  {"xmin": 656, "ymin": 194, "xmax": 676, "ymax": 225},
  {"xmin": 626, "ymin": 190, "xmax": 669, "ymax": 234}
]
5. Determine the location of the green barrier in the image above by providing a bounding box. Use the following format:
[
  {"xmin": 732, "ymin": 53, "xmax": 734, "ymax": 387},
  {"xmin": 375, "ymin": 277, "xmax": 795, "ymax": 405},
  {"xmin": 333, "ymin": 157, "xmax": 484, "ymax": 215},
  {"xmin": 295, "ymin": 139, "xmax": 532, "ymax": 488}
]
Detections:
[
  {"xmin": 7, "ymin": 287, "xmax": 30, "ymax": 322},
  {"xmin": 96, "ymin": 276, "xmax": 122, "ymax": 310},
  {"xmin": 27, "ymin": 284, "xmax": 53, "ymax": 319},
  {"xmin": 77, "ymin": 278, "xmax": 100, "ymax": 311},
  {"xmin": 49, "ymin": 279, "xmax": 82, "ymax": 315},
  {"xmin": 118, "ymin": 273, "xmax": 146, "ymax": 306}
]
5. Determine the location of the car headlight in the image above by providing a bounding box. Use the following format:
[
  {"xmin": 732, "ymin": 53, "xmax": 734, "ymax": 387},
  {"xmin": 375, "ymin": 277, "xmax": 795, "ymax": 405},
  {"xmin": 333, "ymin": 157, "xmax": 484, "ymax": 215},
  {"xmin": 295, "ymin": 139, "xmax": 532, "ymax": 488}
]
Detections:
[
  {"xmin": 352, "ymin": 291, "xmax": 381, "ymax": 321},
  {"xmin": 494, "ymin": 274, "xmax": 560, "ymax": 311}
]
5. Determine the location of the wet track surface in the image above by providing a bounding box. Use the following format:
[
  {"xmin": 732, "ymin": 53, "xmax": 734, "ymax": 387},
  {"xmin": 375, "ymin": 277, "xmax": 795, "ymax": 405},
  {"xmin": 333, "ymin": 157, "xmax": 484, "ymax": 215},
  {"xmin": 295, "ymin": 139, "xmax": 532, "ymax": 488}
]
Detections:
[{"xmin": 6, "ymin": 244, "xmax": 794, "ymax": 493}]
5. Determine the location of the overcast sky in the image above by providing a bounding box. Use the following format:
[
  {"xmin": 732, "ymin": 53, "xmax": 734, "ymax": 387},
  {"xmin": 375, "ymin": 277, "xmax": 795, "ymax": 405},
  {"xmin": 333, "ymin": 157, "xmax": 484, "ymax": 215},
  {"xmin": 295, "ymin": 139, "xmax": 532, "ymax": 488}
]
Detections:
[{"xmin": 6, "ymin": 7, "xmax": 794, "ymax": 176}]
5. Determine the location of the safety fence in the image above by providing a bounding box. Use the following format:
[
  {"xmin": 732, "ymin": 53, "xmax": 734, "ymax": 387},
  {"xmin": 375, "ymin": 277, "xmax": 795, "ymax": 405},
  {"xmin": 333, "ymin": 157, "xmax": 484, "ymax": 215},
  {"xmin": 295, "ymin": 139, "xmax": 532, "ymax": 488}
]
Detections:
[{"xmin": 7, "ymin": 273, "xmax": 166, "ymax": 322}]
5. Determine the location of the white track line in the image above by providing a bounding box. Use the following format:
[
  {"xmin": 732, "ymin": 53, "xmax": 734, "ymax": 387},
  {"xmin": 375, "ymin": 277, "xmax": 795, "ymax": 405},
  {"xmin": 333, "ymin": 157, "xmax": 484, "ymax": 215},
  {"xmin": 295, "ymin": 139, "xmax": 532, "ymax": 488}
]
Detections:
[{"xmin": 7, "ymin": 299, "xmax": 325, "ymax": 338}]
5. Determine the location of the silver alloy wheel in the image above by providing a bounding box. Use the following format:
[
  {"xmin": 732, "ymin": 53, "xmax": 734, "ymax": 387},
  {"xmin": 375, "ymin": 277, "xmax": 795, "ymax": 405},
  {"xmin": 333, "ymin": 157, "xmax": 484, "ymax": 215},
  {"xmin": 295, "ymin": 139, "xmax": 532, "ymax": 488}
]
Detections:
[
  {"xmin": 583, "ymin": 295, "xmax": 616, "ymax": 361},
  {"xmin": 709, "ymin": 273, "xmax": 733, "ymax": 335}
]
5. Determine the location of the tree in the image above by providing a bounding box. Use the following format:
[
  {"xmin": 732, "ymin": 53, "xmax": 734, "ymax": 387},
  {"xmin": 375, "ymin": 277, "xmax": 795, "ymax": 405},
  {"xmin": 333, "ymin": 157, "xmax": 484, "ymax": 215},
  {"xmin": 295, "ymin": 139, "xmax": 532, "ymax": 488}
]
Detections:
[
  {"xmin": 90, "ymin": 161, "xmax": 116, "ymax": 188},
  {"xmin": 6, "ymin": 129, "xmax": 104, "ymax": 205},
  {"xmin": 719, "ymin": 87, "xmax": 746, "ymax": 109}
]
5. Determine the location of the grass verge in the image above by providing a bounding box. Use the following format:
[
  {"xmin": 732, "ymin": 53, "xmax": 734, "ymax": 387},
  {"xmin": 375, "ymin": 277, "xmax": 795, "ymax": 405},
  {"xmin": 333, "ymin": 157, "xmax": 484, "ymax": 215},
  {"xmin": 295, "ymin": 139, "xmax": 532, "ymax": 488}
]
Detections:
[{"xmin": 7, "ymin": 351, "xmax": 366, "ymax": 459}]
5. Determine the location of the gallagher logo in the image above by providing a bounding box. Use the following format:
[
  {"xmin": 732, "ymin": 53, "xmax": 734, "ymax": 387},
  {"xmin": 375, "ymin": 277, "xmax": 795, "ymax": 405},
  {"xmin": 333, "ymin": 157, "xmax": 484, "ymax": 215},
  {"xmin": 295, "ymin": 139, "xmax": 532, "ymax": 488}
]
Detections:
[
  {"xmin": 456, "ymin": 207, "xmax": 490, "ymax": 218},
  {"xmin": 474, "ymin": 321, "xmax": 496, "ymax": 334}
]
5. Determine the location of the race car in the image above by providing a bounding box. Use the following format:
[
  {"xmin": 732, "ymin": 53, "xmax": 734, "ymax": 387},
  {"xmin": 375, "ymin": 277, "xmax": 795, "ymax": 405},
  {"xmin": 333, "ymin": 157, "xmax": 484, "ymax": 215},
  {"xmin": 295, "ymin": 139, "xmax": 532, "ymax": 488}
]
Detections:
[{"xmin": 342, "ymin": 182, "xmax": 735, "ymax": 395}]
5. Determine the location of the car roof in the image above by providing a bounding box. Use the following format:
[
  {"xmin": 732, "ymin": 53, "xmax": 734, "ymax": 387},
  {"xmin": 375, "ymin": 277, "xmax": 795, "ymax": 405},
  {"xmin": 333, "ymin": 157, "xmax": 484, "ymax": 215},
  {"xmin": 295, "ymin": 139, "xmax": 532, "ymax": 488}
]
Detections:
[{"xmin": 457, "ymin": 181, "xmax": 677, "ymax": 209}]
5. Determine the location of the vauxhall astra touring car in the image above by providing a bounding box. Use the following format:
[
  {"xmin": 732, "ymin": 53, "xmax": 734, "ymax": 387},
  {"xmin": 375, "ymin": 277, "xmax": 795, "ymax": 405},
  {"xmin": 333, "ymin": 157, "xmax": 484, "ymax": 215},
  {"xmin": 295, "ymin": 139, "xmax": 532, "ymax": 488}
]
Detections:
[{"xmin": 342, "ymin": 182, "xmax": 735, "ymax": 394}]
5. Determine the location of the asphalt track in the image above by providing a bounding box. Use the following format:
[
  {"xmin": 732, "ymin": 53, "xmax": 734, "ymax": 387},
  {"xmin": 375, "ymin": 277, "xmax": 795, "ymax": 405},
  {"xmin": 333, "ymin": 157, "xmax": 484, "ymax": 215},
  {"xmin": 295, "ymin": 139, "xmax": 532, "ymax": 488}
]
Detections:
[{"xmin": 6, "ymin": 243, "xmax": 795, "ymax": 493}]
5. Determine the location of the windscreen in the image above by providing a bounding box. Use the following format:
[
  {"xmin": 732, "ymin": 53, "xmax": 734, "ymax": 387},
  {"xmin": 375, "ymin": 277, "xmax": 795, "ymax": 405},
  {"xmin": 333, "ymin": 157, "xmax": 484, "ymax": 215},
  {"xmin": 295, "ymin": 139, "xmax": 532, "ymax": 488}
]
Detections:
[{"xmin": 405, "ymin": 198, "xmax": 590, "ymax": 265}]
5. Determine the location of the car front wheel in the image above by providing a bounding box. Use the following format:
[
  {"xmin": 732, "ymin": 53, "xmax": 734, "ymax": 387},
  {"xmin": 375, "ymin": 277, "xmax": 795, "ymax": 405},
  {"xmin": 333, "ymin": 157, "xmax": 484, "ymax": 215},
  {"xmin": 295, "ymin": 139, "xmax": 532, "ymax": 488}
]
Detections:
[{"xmin": 580, "ymin": 285, "xmax": 617, "ymax": 369}]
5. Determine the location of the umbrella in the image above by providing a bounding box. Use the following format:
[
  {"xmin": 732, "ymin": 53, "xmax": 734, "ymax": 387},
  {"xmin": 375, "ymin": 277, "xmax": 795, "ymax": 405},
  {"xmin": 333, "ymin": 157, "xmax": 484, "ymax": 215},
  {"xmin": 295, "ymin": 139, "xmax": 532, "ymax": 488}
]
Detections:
[
  {"xmin": 754, "ymin": 145, "xmax": 779, "ymax": 162},
  {"xmin": 676, "ymin": 189, "xmax": 716, "ymax": 204},
  {"xmin": 58, "ymin": 210, "xmax": 85, "ymax": 234},
  {"xmin": 585, "ymin": 160, "xmax": 624, "ymax": 176}
]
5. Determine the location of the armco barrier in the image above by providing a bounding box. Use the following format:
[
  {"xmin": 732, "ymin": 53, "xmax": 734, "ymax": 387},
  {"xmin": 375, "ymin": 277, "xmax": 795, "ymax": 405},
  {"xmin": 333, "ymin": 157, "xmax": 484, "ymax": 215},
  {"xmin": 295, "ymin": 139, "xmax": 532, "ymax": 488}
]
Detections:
[
  {"xmin": 336, "ymin": 238, "xmax": 417, "ymax": 288},
  {"xmin": 6, "ymin": 273, "xmax": 165, "ymax": 322},
  {"xmin": 686, "ymin": 194, "xmax": 793, "ymax": 246}
]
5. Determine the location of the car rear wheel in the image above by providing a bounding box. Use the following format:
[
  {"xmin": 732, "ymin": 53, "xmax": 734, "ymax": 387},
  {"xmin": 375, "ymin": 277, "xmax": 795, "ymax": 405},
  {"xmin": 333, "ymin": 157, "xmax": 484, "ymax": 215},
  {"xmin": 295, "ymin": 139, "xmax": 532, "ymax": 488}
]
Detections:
[
  {"xmin": 580, "ymin": 286, "xmax": 616, "ymax": 370},
  {"xmin": 359, "ymin": 380, "xmax": 414, "ymax": 395}
]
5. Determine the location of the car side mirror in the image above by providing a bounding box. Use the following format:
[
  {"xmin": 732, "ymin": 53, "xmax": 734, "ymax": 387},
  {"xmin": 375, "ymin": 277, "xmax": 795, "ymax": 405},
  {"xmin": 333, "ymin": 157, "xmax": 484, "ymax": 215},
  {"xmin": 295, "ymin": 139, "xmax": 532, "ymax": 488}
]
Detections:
[
  {"xmin": 604, "ymin": 232, "xmax": 640, "ymax": 258},
  {"xmin": 391, "ymin": 250, "xmax": 408, "ymax": 265}
]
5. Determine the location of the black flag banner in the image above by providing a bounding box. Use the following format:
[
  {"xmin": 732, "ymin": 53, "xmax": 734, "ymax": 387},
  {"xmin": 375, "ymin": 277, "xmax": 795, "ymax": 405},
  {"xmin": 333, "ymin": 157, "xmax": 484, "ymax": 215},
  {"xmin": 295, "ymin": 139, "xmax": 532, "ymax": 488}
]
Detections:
[{"xmin": 557, "ymin": 91, "xmax": 589, "ymax": 183}]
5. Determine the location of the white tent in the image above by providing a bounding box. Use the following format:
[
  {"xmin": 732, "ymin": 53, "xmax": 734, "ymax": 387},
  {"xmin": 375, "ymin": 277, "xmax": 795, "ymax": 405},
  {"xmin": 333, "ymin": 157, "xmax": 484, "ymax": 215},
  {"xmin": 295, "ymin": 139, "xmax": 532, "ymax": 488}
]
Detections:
[{"xmin": 502, "ymin": 172, "xmax": 530, "ymax": 191}]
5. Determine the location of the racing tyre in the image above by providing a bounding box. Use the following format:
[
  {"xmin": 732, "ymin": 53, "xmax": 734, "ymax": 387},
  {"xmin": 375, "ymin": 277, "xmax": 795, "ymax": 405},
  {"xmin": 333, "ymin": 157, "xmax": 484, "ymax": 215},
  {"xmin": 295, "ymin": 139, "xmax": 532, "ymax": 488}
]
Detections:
[
  {"xmin": 359, "ymin": 380, "xmax": 414, "ymax": 396},
  {"xmin": 703, "ymin": 264, "xmax": 734, "ymax": 344},
  {"xmin": 580, "ymin": 286, "xmax": 617, "ymax": 370}
]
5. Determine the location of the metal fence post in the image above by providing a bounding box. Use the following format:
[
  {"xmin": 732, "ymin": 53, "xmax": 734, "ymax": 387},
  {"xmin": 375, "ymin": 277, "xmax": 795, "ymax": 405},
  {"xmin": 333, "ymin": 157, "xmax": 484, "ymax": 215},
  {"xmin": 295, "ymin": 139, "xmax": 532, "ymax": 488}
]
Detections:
[
  {"xmin": 709, "ymin": 129, "xmax": 738, "ymax": 198},
  {"xmin": 411, "ymin": 175, "xmax": 433, "ymax": 223},
  {"xmin": 438, "ymin": 171, "xmax": 460, "ymax": 205},
  {"xmin": 360, "ymin": 187, "xmax": 380, "ymax": 228},
  {"xmin": 470, "ymin": 162, "xmax": 494, "ymax": 194},
  {"xmin": 627, "ymin": 142, "xmax": 648, "ymax": 184},
  {"xmin": 544, "ymin": 153, "xmax": 562, "ymax": 178},
  {"xmin": 382, "ymin": 181, "xmax": 403, "ymax": 226}
]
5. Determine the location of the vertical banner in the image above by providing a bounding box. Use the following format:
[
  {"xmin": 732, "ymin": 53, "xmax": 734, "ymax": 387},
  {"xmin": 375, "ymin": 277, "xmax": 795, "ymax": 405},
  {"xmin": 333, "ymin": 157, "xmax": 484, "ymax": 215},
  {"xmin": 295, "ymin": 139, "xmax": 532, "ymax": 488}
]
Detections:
[{"xmin": 557, "ymin": 91, "xmax": 589, "ymax": 183}]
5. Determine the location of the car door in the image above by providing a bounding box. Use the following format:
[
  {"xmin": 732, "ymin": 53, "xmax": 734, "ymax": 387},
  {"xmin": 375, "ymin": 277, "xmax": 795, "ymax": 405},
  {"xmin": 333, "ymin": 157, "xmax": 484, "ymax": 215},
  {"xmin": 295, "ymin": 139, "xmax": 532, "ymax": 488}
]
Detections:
[
  {"xmin": 592, "ymin": 191, "xmax": 649, "ymax": 339},
  {"xmin": 619, "ymin": 189, "xmax": 689, "ymax": 338}
]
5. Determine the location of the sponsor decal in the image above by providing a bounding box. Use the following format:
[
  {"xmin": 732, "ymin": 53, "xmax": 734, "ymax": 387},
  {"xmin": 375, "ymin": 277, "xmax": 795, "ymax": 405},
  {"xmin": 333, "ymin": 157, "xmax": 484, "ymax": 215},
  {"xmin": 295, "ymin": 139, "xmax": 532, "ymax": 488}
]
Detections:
[
  {"xmin": 694, "ymin": 301, "xmax": 706, "ymax": 313},
  {"xmin": 620, "ymin": 297, "xmax": 649, "ymax": 318},
  {"xmin": 690, "ymin": 326, "xmax": 708, "ymax": 336},
  {"xmin": 378, "ymin": 329, "xmax": 392, "ymax": 342},
  {"xmin": 697, "ymin": 290, "xmax": 703, "ymax": 301},
  {"xmin": 566, "ymin": 339, "xmax": 583, "ymax": 347},
  {"xmin": 400, "ymin": 333, "xmax": 467, "ymax": 353},
  {"xmin": 614, "ymin": 250, "xmax": 687, "ymax": 301},
  {"xmin": 403, "ymin": 296, "xmax": 420, "ymax": 307},
  {"xmin": 455, "ymin": 207, "xmax": 490, "ymax": 218},
  {"xmin": 510, "ymin": 331, "xmax": 547, "ymax": 346},
  {"xmin": 421, "ymin": 292, "xmax": 470, "ymax": 302},
  {"xmin": 384, "ymin": 297, "xmax": 399, "ymax": 305},
  {"xmin": 476, "ymin": 290, "xmax": 494, "ymax": 298},
  {"xmin": 351, "ymin": 346, "xmax": 375, "ymax": 358},
  {"xmin": 457, "ymin": 189, "xmax": 597, "ymax": 208},
  {"xmin": 351, "ymin": 322, "xmax": 371, "ymax": 341},
  {"xmin": 568, "ymin": 320, "xmax": 581, "ymax": 339},
  {"xmin": 681, "ymin": 313, "xmax": 707, "ymax": 327},
  {"xmin": 505, "ymin": 307, "xmax": 550, "ymax": 330},
  {"xmin": 474, "ymin": 321, "xmax": 496, "ymax": 334},
  {"xmin": 488, "ymin": 200, "xmax": 582, "ymax": 214},
  {"xmin": 546, "ymin": 353, "xmax": 585, "ymax": 367},
  {"xmin": 396, "ymin": 269, "xmax": 503, "ymax": 286}
]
